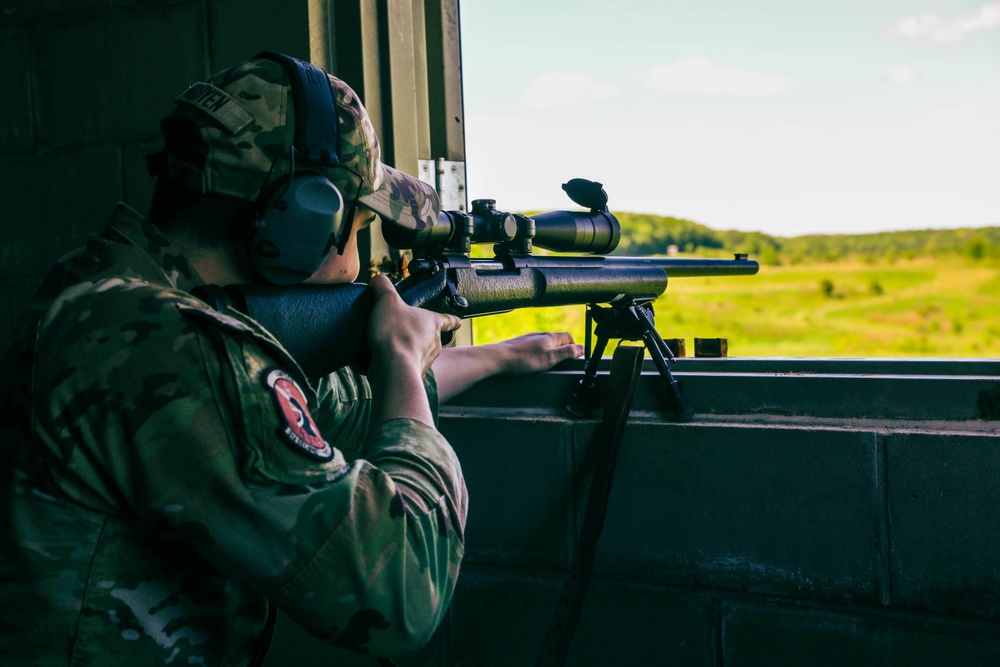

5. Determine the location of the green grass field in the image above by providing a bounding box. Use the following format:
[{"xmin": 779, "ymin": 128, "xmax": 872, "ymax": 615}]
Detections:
[{"xmin": 468, "ymin": 257, "xmax": 1000, "ymax": 358}]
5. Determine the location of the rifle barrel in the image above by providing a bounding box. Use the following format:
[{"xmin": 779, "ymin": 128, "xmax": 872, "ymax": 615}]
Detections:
[
  {"xmin": 427, "ymin": 254, "xmax": 760, "ymax": 278},
  {"xmin": 587, "ymin": 255, "xmax": 759, "ymax": 277}
]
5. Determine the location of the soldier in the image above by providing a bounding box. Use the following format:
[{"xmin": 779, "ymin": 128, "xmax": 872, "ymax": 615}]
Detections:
[{"xmin": 0, "ymin": 52, "xmax": 582, "ymax": 665}]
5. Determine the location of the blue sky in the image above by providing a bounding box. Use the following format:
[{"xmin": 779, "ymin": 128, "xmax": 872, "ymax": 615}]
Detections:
[{"xmin": 459, "ymin": 0, "xmax": 1000, "ymax": 236}]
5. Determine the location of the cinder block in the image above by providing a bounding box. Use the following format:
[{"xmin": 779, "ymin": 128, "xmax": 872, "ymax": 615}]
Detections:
[
  {"xmin": 0, "ymin": 280, "xmax": 38, "ymax": 339},
  {"xmin": 35, "ymin": 3, "xmax": 204, "ymax": 147},
  {"xmin": 587, "ymin": 422, "xmax": 884, "ymax": 602},
  {"xmin": 0, "ymin": 30, "xmax": 32, "ymax": 152},
  {"xmin": 450, "ymin": 570, "xmax": 716, "ymax": 667},
  {"xmin": 0, "ymin": 149, "xmax": 119, "ymax": 275},
  {"xmin": 447, "ymin": 365, "xmax": 996, "ymax": 420},
  {"xmin": 0, "ymin": 1, "xmax": 111, "ymax": 30},
  {"xmin": 438, "ymin": 413, "xmax": 578, "ymax": 570},
  {"xmin": 568, "ymin": 578, "xmax": 717, "ymax": 666},
  {"xmin": 888, "ymin": 431, "xmax": 1000, "ymax": 617},
  {"xmin": 722, "ymin": 601, "xmax": 1000, "ymax": 667},
  {"xmin": 449, "ymin": 571, "xmax": 561, "ymax": 667},
  {"xmin": 210, "ymin": 0, "xmax": 310, "ymax": 69}
]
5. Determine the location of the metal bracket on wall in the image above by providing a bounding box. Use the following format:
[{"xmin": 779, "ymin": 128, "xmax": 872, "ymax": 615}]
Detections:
[
  {"xmin": 419, "ymin": 158, "xmax": 467, "ymax": 212},
  {"xmin": 418, "ymin": 158, "xmax": 473, "ymax": 347}
]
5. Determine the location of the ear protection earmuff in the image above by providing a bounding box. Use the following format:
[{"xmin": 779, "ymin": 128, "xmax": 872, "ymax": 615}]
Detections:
[{"xmin": 249, "ymin": 51, "xmax": 347, "ymax": 285}]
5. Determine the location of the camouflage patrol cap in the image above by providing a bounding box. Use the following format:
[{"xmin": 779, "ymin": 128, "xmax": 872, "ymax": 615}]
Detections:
[{"xmin": 156, "ymin": 54, "xmax": 440, "ymax": 235}]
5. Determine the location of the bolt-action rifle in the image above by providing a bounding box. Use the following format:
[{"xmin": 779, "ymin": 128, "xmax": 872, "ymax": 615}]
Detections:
[{"xmin": 194, "ymin": 179, "xmax": 758, "ymax": 421}]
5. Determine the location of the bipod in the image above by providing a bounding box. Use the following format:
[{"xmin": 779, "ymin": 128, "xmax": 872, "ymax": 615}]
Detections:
[
  {"xmin": 540, "ymin": 308, "xmax": 691, "ymax": 665},
  {"xmin": 567, "ymin": 300, "xmax": 694, "ymax": 422}
]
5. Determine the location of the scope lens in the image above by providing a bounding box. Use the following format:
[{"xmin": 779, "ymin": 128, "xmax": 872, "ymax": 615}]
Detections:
[{"xmin": 531, "ymin": 210, "xmax": 621, "ymax": 255}]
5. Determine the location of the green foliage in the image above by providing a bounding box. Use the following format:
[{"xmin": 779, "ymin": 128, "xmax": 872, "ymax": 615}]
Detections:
[
  {"xmin": 485, "ymin": 210, "xmax": 1000, "ymax": 357},
  {"xmin": 472, "ymin": 258, "xmax": 1000, "ymax": 358},
  {"xmin": 611, "ymin": 212, "xmax": 725, "ymax": 256},
  {"xmin": 597, "ymin": 211, "xmax": 1000, "ymax": 264},
  {"xmin": 966, "ymin": 235, "xmax": 988, "ymax": 260}
]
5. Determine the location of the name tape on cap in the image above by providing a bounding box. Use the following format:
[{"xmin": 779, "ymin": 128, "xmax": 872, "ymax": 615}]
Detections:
[{"xmin": 175, "ymin": 82, "xmax": 254, "ymax": 135}]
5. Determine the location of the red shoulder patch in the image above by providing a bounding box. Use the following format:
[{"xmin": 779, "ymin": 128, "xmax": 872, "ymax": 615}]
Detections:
[{"xmin": 265, "ymin": 369, "xmax": 334, "ymax": 461}]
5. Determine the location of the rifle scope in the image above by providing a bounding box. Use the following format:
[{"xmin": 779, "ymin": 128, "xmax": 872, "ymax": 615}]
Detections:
[{"xmin": 380, "ymin": 178, "xmax": 621, "ymax": 256}]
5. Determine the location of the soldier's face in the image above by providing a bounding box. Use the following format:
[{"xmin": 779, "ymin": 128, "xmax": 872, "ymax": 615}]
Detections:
[{"xmin": 305, "ymin": 214, "xmax": 362, "ymax": 284}]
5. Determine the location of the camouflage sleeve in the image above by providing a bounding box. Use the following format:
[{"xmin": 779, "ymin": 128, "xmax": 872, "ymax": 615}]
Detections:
[{"xmin": 33, "ymin": 280, "xmax": 467, "ymax": 656}]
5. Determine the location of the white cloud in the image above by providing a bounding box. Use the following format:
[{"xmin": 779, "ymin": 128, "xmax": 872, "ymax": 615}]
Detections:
[
  {"xmin": 884, "ymin": 65, "xmax": 922, "ymax": 86},
  {"xmin": 887, "ymin": 2, "xmax": 1000, "ymax": 44},
  {"xmin": 645, "ymin": 57, "xmax": 792, "ymax": 96},
  {"xmin": 519, "ymin": 72, "xmax": 618, "ymax": 111}
]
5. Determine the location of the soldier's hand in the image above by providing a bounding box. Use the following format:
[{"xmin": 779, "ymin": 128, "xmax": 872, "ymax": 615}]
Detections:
[
  {"xmin": 492, "ymin": 332, "xmax": 584, "ymax": 376},
  {"xmin": 366, "ymin": 274, "xmax": 461, "ymax": 376}
]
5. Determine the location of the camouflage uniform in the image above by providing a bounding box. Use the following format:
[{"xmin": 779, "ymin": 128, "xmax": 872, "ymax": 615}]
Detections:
[{"xmin": 0, "ymin": 210, "xmax": 466, "ymax": 661}]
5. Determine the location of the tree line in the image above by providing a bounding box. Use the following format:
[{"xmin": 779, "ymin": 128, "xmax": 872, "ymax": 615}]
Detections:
[{"xmin": 610, "ymin": 212, "xmax": 1000, "ymax": 264}]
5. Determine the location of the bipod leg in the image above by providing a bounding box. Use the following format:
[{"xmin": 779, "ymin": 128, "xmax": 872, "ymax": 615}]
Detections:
[
  {"xmin": 630, "ymin": 303, "xmax": 694, "ymax": 422},
  {"xmin": 567, "ymin": 330, "xmax": 609, "ymax": 417}
]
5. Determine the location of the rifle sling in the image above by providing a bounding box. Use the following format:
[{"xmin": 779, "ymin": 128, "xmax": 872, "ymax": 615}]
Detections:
[{"xmin": 535, "ymin": 344, "xmax": 646, "ymax": 667}]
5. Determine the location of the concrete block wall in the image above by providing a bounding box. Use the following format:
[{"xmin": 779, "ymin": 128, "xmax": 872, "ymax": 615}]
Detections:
[
  {"xmin": 0, "ymin": 0, "xmax": 312, "ymax": 338},
  {"xmin": 426, "ymin": 358, "xmax": 1000, "ymax": 666}
]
